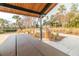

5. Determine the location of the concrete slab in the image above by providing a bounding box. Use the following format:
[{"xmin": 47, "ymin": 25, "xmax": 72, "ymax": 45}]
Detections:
[{"xmin": 0, "ymin": 33, "xmax": 68, "ymax": 56}]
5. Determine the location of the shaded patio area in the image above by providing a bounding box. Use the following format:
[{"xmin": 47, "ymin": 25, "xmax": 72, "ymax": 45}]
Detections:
[
  {"xmin": 0, "ymin": 33, "xmax": 68, "ymax": 56},
  {"xmin": 0, "ymin": 3, "xmax": 79, "ymax": 56}
]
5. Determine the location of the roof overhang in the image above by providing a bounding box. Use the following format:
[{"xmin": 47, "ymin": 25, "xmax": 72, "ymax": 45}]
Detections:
[{"xmin": 0, "ymin": 3, "xmax": 57, "ymax": 17}]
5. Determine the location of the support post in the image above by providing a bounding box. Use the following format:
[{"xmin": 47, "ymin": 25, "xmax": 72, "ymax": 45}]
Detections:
[
  {"xmin": 15, "ymin": 35, "xmax": 17, "ymax": 56},
  {"xmin": 39, "ymin": 17, "xmax": 42, "ymax": 40},
  {"xmin": 39, "ymin": 15, "xmax": 45, "ymax": 40}
]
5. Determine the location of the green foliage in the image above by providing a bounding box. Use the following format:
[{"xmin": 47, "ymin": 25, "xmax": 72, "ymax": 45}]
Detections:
[
  {"xmin": 0, "ymin": 18, "xmax": 16, "ymax": 33},
  {"xmin": 43, "ymin": 4, "xmax": 79, "ymax": 28},
  {"xmin": 43, "ymin": 15, "xmax": 62, "ymax": 27},
  {"xmin": 0, "ymin": 18, "xmax": 5, "ymax": 23},
  {"xmin": 71, "ymin": 4, "xmax": 78, "ymax": 12},
  {"xmin": 12, "ymin": 15, "xmax": 24, "ymax": 30},
  {"xmin": 12, "ymin": 15, "xmax": 21, "ymax": 20},
  {"xmin": 0, "ymin": 30, "xmax": 4, "ymax": 34},
  {"xmin": 33, "ymin": 20, "xmax": 39, "ymax": 28},
  {"xmin": 58, "ymin": 4, "xmax": 66, "ymax": 13},
  {"xmin": 0, "ymin": 18, "xmax": 9, "ymax": 29},
  {"xmin": 67, "ymin": 13, "xmax": 79, "ymax": 28},
  {"xmin": 65, "ymin": 3, "xmax": 79, "ymax": 28}
]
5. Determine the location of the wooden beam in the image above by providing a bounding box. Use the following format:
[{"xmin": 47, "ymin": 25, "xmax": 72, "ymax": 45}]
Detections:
[
  {"xmin": 0, "ymin": 3, "xmax": 42, "ymax": 15},
  {"xmin": 41, "ymin": 3, "xmax": 52, "ymax": 14}
]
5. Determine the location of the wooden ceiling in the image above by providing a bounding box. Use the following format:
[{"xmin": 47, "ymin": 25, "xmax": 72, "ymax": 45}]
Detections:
[{"xmin": 0, "ymin": 3, "xmax": 57, "ymax": 17}]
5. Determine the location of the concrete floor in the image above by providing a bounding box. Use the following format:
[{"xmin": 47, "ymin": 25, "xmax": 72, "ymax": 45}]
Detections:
[
  {"xmin": 0, "ymin": 33, "xmax": 68, "ymax": 56},
  {"xmin": 0, "ymin": 33, "xmax": 42, "ymax": 56}
]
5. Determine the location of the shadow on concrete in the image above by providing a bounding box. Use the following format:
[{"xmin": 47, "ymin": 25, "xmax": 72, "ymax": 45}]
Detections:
[
  {"xmin": 0, "ymin": 34, "xmax": 69, "ymax": 56},
  {"xmin": 0, "ymin": 35, "xmax": 16, "ymax": 56}
]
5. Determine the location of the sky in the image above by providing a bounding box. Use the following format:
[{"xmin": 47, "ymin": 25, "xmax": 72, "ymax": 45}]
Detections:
[
  {"xmin": 0, "ymin": 12, "xmax": 17, "ymax": 23},
  {"xmin": 0, "ymin": 3, "xmax": 78, "ymax": 23},
  {"xmin": 0, "ymin": 12, "xmax": 23, "ymax": 23}
]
